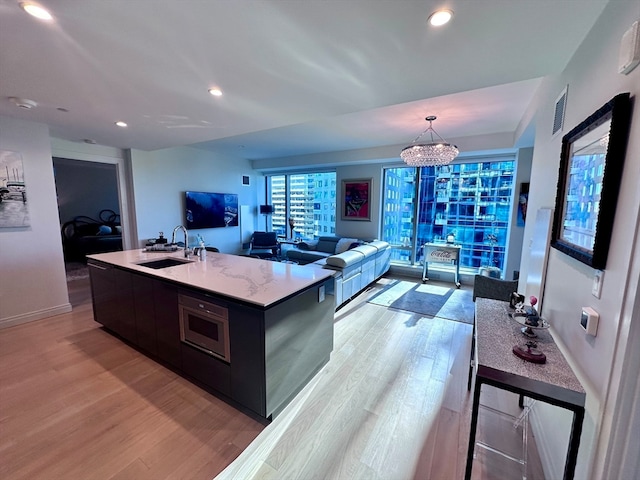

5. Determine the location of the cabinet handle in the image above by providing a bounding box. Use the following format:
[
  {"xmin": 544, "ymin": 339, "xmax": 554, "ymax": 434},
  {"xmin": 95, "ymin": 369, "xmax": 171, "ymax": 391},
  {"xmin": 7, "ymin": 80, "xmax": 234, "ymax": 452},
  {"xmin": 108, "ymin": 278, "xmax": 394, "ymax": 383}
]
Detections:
[{"xmin": 88, "ymin": 263, "xmax": 107, "ymax": 270}]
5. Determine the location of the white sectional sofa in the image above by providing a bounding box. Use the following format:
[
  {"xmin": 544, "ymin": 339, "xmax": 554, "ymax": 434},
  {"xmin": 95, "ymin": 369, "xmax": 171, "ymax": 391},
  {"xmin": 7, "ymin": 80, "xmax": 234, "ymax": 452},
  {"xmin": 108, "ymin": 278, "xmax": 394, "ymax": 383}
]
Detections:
[
  {"xmin": 286, "ymin": 236, "xmax": 363, "ymax": 264},
  {"xmin": 313, "ymin": 240, "xmax": 391, "ymax": 308}
]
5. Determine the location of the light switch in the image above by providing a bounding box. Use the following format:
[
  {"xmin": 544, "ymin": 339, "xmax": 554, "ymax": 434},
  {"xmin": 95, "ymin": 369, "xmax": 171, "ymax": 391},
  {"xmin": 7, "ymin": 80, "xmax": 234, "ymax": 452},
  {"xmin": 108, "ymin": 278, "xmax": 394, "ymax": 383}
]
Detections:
[{"xmin": 592, "ymin": 270, "xmax": 604, "ymax": 298}]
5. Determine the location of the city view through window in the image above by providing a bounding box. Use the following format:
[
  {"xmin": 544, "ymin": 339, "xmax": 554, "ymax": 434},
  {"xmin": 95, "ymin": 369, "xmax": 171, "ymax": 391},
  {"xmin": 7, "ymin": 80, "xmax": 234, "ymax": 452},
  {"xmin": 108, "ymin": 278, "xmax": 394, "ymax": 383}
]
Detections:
[
  {"xmin": 266, "ymin": 159, "xmax": 516, "ymax": 276},
  {"xmin": 382, "ymin": 159, "xmax": 516, "ymax": 273},
  {"xmin": 268, "ymin": 173, "xmax": 336, "ymax": 239}
]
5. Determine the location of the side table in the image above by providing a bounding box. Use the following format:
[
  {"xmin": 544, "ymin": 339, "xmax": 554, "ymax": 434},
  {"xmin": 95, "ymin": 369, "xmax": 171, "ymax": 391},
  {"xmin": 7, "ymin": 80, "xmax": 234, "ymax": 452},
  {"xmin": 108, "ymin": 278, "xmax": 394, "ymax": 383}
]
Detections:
[{"xmin": 466, "ymin": 298, "xmax": 586, "ymax": 480}]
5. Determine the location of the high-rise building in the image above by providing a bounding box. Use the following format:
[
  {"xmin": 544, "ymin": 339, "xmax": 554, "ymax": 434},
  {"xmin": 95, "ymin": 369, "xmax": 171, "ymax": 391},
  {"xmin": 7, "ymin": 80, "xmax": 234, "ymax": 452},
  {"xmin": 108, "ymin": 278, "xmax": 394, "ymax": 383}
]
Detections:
[
  {"xmin": 382, "ymin": 160, "xmax": 515, "ymax": 274},
  {"xmin": 269, "ymin": 172, "xmax": 336, "ymax": 239}
]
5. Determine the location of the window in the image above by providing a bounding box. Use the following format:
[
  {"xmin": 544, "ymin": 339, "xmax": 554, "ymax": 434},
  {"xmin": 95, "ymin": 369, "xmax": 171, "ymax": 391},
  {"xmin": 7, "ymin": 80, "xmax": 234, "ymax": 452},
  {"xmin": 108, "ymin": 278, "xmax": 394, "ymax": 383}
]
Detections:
[
  {"xmin": 382, "ymin": 158, "xmax": 515, "ymax": 273},
  {"xmin": 268, "ymin": 172, "xmax": 336, "ymax": 239}
]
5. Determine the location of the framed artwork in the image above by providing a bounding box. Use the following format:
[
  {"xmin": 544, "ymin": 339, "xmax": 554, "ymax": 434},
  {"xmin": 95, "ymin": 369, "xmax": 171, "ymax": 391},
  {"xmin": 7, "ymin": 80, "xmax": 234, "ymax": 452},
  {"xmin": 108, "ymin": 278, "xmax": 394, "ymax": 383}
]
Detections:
[
  {"xmin": 0, "ymin": 150, "xmax": 30, "ymax": 228},
  {"xmin": 341, "ymin": 178, "xmax": 371, "ymax": 221},
  {"xmin": 550, "ymin": 92, "xmax": 632, "ymax": 269}
]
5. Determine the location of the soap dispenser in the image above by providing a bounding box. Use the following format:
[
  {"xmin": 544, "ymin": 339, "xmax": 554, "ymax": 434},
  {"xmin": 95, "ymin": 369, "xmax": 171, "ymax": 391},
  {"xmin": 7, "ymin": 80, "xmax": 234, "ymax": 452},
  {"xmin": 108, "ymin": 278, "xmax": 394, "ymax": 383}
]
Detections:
[{"xmin": 198, "ymin": 238, "xmax": 206, "ymax": 261}]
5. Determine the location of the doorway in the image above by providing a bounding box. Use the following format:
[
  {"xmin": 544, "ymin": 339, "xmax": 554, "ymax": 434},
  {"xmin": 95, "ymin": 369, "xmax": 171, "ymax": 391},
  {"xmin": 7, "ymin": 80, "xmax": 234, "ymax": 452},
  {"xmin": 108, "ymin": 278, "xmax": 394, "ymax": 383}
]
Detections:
[{"xmin": 53, "ymin": 157, "xmax": 122, "ymax": 285}]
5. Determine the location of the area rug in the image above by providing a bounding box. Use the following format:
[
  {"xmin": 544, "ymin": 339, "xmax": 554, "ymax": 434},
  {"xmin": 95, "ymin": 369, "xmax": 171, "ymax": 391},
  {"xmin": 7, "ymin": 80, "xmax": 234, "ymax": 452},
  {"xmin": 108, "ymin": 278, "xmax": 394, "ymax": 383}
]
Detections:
[{"xmin": 368, "ymin": 280, "xmax": 474, "ymax": 324}]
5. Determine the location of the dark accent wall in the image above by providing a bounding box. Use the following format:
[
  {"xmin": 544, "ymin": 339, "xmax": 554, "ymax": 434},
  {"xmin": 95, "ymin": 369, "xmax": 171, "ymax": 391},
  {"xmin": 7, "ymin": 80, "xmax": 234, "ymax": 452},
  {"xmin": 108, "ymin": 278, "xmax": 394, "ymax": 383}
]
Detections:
[{"xmin": 53, "ymin": 157, "xmax": 119, "ymax": 224}]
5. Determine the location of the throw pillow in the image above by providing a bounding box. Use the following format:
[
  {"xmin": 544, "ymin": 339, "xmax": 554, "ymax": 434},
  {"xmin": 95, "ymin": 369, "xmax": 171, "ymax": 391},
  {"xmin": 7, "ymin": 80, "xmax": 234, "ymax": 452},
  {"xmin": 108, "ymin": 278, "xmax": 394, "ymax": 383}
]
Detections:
[
  {"xmin": 335, "ymin": 238, "xmax": 358, "ymax": 254},
  {"xmin": 96, "ymin": 225, "xmax": 112, "ymax": 235},
  {"xmin": 297, "ymin": 240, "xmax": 318, "ymax": 251}
]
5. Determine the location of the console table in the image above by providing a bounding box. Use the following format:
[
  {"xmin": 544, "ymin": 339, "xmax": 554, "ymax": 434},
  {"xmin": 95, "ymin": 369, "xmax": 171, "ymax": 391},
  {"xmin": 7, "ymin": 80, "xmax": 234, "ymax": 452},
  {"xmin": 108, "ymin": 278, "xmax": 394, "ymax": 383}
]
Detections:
[
  {"xmin": 422, "ymin": 242, "xmax": 461, "ymax": 288},
  {"xmin": 465, "ymin": 298, "xmax": 586, "ymax": 480}
]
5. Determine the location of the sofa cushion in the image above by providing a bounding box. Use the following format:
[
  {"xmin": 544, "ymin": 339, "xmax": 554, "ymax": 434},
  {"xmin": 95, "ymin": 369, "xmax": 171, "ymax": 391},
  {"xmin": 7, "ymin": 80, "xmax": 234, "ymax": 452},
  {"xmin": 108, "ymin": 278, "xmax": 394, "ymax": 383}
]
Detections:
[
  {"xmin": 326, "ymin": 249, "xmax": 364, "ymax": 268},
  {"xmin": 286, "ymin": 249, "xmax": 332, "ymax": 264},
  {"xmin": 368, "ymin": 240, "xmax": 388, "ymax": 251},
  {"xmin": 316, "ymin": 237, "xmax": 341, "ymax": 253},
  {"xmin": 297, "ymin": 240, "xmax": 318, "ymax": 251},
  {"xmin": 351, "ymin": 244, "xmax": 377, "ymax": 259},
  {"xmin": 335, "ymin": 237, "xmax": 358, "ymax": 254}
]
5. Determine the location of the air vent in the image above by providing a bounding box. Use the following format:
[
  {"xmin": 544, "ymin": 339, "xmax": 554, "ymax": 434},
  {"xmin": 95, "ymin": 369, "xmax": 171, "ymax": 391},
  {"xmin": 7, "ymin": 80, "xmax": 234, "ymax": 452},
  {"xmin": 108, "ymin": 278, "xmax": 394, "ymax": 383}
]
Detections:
[
  {"xmin": 552, "ymin": 86, "xmax": 568, "ymax": 137},
  {"xmin": 619, "ymin": 20, "xmax": 640, "ymax": 75}
]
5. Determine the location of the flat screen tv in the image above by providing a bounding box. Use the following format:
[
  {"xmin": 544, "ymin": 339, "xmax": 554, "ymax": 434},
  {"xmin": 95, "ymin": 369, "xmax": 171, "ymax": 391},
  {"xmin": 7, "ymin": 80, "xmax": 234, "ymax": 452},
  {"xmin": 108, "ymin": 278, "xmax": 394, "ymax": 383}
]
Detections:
[
  {"xmin": 185, "ymin": 191, "xmax": 238, "ymax": 229},
  {"xmin": 259, "ymin": 204, "xmax": 274, "ymax": 214}
]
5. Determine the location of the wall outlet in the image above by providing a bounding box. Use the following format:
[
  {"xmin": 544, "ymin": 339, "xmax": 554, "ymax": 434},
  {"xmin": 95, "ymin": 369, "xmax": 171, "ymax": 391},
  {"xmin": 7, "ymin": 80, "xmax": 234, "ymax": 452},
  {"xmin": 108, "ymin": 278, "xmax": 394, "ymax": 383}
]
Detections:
[{"xmin": 592, "ymin": 270, "xmax": 604, "ymax": 298}]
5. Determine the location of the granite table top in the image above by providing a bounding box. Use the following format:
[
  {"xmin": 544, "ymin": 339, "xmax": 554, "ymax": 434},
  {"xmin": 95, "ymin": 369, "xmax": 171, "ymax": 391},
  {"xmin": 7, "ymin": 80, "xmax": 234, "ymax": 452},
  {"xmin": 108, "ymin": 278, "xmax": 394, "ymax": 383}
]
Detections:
[{"xmin": 475, "ymin": 298, "xmax": 585, "ymax": 404}]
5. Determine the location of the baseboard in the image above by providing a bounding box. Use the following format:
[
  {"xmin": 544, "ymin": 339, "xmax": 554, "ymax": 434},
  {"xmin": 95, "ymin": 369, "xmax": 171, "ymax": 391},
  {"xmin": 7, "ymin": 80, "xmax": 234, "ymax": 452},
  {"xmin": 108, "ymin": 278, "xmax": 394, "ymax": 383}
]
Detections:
[
  {"xmin": 0, "ymin": 303, "xmax": 73, "ymax": 329},
  {"xmin": 389, "ymin": 263, "xmax": 474, "ymax": 285},
  {"xmin": 530, "ymin": 405, "xmax": 559, "ymax": 479}
]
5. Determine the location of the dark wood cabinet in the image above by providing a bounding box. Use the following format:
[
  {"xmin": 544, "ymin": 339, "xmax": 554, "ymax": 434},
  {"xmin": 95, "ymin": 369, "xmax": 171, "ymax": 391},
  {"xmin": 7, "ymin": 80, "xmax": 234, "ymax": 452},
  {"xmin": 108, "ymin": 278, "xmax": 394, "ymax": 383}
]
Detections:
[
  {"xmin": 88, "ymin": 261, "xmax": 119, "ymax": 332},
  {"xmin": 90, "ymin": 263, "xmax": 179, "ymax": 366},
  {"xmin": 89, "ymin": 259, "xmax": 334, "ymax": 420},
  {"xmin": 180, "ymin": 343, "xmax": 231, "ymax": 396},
  {"xmin": 114, "ymin": 268, "xmax": 136, "ymax": 344},
  {"xmin": 88, "ymin": 261, "xmax": 135, "ymax": 343},
  {"xmin": 153, "ymin": 279, "xmax": 181, "ymax": 369},
  {"xmin": 132, "ymin": 274, "xmax": 157, "ymax": 356},
  {"xmin": 228, "ymin": 304, "xmax": 265, "ymax": 416}
]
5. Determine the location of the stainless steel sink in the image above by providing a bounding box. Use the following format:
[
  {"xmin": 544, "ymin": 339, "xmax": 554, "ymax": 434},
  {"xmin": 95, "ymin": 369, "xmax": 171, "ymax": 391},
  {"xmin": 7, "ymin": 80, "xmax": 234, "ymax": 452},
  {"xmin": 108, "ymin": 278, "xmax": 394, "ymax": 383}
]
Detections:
[{"xmin": 137, "ymin": 257, "xmax": 194, "ymax": 269}]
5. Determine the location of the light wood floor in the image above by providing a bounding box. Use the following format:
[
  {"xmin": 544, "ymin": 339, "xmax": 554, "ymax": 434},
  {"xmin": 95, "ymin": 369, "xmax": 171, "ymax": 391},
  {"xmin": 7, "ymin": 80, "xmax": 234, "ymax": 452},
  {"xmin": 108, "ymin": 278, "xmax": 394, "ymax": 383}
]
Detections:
[{"xmin": 0, "ymin": 275, "xmax": 544, "ymax": 480}]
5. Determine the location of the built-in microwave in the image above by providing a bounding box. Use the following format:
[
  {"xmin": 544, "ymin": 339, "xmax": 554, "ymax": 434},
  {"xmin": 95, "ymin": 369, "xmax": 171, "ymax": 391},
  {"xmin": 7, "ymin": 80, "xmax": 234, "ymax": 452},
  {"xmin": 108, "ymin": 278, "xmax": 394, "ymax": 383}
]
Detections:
[{"xmin": 178, "ymin": 294, "xmax": 230, "ymax": 363}]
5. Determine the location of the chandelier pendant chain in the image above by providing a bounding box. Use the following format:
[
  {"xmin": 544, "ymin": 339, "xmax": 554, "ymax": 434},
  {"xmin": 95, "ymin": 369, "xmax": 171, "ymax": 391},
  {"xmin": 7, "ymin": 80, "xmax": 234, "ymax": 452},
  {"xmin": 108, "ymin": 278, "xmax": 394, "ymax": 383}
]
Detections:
[{"xmin": 411, "ymin": 116, "xmax": 445, "ymax": 145}]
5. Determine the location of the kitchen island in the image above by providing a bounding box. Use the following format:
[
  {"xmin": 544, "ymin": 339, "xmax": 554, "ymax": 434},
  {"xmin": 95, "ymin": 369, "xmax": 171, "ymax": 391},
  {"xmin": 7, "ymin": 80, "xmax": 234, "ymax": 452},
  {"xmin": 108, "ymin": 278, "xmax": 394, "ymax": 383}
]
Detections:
[{"xmin": 87, "ymin": 249, "xmax": 336, "ymax": 420}]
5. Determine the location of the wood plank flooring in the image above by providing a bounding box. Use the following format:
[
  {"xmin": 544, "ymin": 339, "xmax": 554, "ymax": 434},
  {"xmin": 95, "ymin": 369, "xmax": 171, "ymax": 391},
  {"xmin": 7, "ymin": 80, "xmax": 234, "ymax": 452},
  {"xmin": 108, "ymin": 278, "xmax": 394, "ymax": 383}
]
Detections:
[{"xmin": 0, "ymin": 274, "xmax": 544, "ymax": 479}]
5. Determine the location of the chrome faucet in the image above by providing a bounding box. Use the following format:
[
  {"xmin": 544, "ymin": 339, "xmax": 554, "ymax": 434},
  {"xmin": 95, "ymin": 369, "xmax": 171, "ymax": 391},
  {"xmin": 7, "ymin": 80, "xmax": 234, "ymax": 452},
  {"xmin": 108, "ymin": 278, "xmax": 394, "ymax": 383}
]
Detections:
[{"xmin": 171, "ymin": 225, "xmax": 190, "ymax": 257}]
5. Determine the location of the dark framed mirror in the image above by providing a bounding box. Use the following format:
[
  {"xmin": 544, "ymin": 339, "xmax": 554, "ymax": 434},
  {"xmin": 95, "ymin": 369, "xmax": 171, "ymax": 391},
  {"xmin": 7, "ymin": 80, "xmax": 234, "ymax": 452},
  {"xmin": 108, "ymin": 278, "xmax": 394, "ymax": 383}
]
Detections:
[{"xmin": 551, "ymin": 92, "xmax": 632, "ymax": 270}]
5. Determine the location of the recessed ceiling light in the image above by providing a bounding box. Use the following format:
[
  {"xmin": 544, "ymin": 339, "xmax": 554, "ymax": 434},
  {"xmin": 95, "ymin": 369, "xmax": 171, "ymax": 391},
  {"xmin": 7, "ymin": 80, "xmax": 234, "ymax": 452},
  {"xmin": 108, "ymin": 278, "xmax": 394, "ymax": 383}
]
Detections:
[
  {"xmin": 115, "ymin": 121, "xmax": 128, "ymax": 128},
  {"xmin": 20, "ymin": 2, "xmax": 53, "ymax": 21},
  {"xmin": 9, "ymin": 97, "xmax": 37, "ymax": 109},
  {"xmin": 428, "ymin": 9, "xmax": 453, "ymax": 27},
  {"xmin": 208, "ymin": 88, "xmax": 223, "ymax": 97}
]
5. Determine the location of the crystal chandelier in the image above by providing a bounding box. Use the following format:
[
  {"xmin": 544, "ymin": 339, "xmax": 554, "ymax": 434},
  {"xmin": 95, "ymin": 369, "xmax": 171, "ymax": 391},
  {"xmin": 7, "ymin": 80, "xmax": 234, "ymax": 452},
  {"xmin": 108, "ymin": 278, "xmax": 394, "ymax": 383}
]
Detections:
[{"xmin": 400, "ymin": 116, "xmax": 459, "ymax": 166}]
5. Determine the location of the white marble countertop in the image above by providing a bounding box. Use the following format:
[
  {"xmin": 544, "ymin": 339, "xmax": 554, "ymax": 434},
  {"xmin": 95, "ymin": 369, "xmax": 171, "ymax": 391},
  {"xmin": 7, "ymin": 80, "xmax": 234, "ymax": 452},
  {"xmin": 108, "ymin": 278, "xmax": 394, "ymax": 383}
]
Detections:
[{"xmin": 87, "ymin": 249, "xmax": 334, "ymax": 308}]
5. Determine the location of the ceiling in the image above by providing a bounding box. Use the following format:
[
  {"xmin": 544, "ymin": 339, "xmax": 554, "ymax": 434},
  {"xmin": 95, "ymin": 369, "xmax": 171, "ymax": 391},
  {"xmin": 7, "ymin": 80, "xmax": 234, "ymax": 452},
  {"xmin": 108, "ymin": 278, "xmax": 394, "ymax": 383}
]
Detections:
[{"xmin": 0, "ymin": 0, "xmax": 609, "ymax": 161}]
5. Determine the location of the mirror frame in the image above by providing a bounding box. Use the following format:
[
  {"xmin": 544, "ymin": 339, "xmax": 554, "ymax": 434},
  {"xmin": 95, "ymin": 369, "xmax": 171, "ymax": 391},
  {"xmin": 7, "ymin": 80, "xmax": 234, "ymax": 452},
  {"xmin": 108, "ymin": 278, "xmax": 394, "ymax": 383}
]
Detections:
[{"xmin": 551, "ymin": 92, "xmax": 632, "ymax": 270}]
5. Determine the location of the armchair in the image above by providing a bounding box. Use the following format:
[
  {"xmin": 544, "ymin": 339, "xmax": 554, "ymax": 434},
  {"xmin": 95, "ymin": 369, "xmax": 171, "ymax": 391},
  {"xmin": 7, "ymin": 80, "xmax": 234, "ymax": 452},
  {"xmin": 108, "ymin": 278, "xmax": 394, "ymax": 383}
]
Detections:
[
  {"xmin": 250, "ymin": 231, "xmax": 280, "ymax": 259},
  {"xmin": 472, "ymin": 275, "xmax": 519, "ymax": 302}
]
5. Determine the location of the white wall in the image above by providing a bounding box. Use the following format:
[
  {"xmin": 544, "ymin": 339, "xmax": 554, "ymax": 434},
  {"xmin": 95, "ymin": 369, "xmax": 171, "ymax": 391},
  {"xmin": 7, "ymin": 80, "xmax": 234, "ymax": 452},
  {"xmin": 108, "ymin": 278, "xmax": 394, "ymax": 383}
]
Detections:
[
  {"xmin": 521, "ymin": 1, "xmax": 640, "ymax": 478},
  {"xmin": 335, "ymin": 163, "xmax": 383, "ymax": 240},
  {"xmin": 129, "ymin": 147, "xmax": 259, "ymax": 254},
  {"xmin": 0, "ymin": 116, "xmax": 70, "ymax": 328},
  {"xmin": 506, "ymin": 147, "xmax": 533, "ymax": 281}
]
